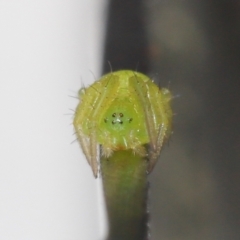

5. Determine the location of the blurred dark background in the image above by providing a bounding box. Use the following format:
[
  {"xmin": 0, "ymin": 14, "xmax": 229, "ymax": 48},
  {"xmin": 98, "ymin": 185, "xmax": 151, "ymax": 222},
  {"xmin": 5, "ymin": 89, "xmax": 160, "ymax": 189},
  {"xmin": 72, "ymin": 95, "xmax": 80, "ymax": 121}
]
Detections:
[{"xmin": 102, "ymin": 0, "xmax": 240, "ymax": 239}]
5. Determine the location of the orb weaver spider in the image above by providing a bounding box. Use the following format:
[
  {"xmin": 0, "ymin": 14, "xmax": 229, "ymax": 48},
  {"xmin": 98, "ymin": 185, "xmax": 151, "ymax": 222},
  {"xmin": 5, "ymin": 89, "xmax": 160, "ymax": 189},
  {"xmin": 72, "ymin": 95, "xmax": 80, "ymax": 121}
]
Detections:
[{"xmin": 73, "ymin": 70, "xmax": 172, "ymax": 177}]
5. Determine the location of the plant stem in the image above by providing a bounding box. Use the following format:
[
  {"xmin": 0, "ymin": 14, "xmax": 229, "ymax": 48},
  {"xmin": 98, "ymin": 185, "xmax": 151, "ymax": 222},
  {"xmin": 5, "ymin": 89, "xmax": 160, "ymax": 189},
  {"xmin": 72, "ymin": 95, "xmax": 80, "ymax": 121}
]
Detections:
[{"xmin": 101, "ymin": 150, "xmax": 148, "ymax": 240}]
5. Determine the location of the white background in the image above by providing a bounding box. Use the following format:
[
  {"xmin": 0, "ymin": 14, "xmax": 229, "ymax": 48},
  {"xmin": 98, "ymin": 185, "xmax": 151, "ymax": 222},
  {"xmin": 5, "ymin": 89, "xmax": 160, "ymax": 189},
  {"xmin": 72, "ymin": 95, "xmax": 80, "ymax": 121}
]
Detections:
[{"xmin": 0, "ymin": 1, "xmax": 108, "ymax": 239}]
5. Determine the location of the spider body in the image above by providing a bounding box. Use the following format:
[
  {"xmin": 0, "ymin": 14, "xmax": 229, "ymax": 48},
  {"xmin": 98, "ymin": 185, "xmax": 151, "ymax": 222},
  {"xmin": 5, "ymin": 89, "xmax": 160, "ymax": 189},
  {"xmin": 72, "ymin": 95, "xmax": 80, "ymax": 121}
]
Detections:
[{"xmin": 73, "ymin": 70, "xmax": 172, "ymax": 177}]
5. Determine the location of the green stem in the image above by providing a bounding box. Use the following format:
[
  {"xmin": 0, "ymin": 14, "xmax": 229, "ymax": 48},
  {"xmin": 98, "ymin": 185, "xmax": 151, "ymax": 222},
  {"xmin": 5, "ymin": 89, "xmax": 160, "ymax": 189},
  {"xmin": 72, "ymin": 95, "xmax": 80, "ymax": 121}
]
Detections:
[{"xmin": 101, "ymin": 150, "xmax": 148, "ymax": 240}]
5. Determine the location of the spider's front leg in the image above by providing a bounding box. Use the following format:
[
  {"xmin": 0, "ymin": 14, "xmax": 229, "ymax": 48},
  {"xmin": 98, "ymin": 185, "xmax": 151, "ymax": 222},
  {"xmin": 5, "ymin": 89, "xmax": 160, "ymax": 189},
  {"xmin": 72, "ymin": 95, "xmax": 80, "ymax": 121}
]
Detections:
[
  {"xmin": 134, "ymin": 76, "xmax": 172, "ymax": 173},
  {"xmin": 147, "ymin": 87, "xmax": 173, "ymax": 173},
  {"xmin": 75, "ymin": 127, "xmax": 99, "ymax": 178},
  {"xmin": 75, "ymin": 127, "xmax": 91, "ymax": 165},
  {"xmin": 147, "ymin": 123, "xmax": 168, "ymax": 173},
  {"xmin": 132, "ymin": 75, "xmax": 160, "ymax": 172},
  {"xmin": 89, "ymin": 130, "xmax": 100, "ymax": 178}
]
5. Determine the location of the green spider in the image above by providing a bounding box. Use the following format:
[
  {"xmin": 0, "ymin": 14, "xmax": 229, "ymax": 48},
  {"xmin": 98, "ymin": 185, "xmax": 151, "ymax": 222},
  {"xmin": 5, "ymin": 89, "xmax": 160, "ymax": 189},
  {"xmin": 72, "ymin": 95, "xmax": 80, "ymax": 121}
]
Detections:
[{"xmin": 73, "ymin": 70, "xmax": 172, "ymax": 177}]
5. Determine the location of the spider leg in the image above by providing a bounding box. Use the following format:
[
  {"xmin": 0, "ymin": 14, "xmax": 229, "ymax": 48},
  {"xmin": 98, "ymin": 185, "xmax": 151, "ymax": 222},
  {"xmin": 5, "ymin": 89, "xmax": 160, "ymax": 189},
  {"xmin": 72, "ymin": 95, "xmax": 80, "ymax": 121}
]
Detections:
[
  {"xmin": 147, "ymin": 123, "xmax": 167, "ymax": 173},
  {"xmin": 89, "ymin": 131, "xmax": 99, "ymax": 178},
  {"xmin": 75, "ymin": 127, "xmax": 99, "ymax": 177},
  {"xmin": 75, "ymin": 127, "xmax": 91, "ymax": 165},
  {"xmin": 148, "ymin": 88, "xmax": 172, "ymax": 172},
  {"xmin": 133, "ymin": 76, "xmax": 159, "ymax": 172}
]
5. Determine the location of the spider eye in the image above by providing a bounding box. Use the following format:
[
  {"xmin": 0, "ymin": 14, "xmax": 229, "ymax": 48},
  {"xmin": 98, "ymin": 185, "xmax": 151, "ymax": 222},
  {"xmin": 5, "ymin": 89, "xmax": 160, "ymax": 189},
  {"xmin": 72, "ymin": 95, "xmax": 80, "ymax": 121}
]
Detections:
[
  {"xmin": 129, "ymin": 118, "xmax": 133, "ymax": 123},
  {"xmin": 119, "ymin": 113, "xmax": 124, "ymax": 117},
  {"xmin": 112, "ymin": 113, "xmax": 116, "ymax": 117}
]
